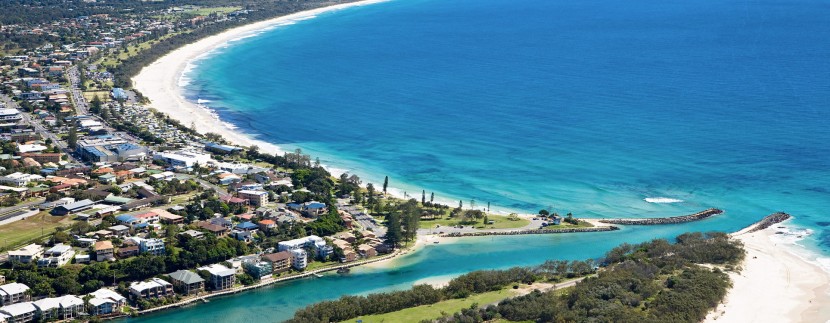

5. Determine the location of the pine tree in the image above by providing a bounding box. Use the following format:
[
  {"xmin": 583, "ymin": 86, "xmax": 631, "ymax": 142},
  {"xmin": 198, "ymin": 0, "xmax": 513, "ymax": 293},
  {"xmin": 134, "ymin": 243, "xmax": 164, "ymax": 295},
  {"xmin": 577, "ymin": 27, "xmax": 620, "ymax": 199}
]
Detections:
[
  {"xmin": 385, "ymin": 212, "xmax": 402, "ymax": 247},
  {"xmin": 67, "ymin": 125, "xmax": 77, "ymax": 149},
  {"xmin": 421, "ymin": 190, "xmax": 426, "ymax": 205},
  {"xmin": 383, "ymin": 176, "xmax": 389, "ymax": 194},
  {"xmin": 430, "ymin": 192, "xmax": 434, "ymax": 203}
]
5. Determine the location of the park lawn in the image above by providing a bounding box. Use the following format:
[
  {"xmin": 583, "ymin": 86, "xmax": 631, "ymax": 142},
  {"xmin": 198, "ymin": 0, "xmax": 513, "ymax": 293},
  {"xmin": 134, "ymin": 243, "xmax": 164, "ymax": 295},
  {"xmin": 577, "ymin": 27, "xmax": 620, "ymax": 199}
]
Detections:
[
  {"xmin": 543, "ymin": 220, "xmax": 595, "ymax": 230},
  {"xmin": 344, "ymin": 288, "xmax": 518, "ymax": 323},
  {"xmin": 419, "ymin": 214, "xmax": 529, "ymax": 230},
  {"xmin": 0, "ymin": 212, "xmax": 74, "ymax": 251},
  {"xmin": 83, "ymin": 91, "xmax": 111, "ymax": 102},
  {"xmin": 186, "ymin": 6, "xmax": 242, "ymax": 16},
  {"xmin": 98, "ymin": 32, "xmax": 186, "ymax": 67}
]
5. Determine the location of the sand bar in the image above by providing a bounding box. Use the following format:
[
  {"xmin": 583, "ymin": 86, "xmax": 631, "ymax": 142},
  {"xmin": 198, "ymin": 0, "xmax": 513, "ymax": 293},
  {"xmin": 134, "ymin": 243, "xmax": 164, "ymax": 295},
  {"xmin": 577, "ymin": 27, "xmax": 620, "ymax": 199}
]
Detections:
[{"xmin": 705, "ymin": 224, "xmax": 830, "ymax": 323}]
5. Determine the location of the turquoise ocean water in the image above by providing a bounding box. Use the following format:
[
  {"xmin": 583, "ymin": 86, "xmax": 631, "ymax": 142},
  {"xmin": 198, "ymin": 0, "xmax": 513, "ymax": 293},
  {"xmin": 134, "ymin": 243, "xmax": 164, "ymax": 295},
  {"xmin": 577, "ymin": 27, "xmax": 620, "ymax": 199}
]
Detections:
[{"xmin": 134, "ymin": 0, "xmax": 830, "ymax": 321}]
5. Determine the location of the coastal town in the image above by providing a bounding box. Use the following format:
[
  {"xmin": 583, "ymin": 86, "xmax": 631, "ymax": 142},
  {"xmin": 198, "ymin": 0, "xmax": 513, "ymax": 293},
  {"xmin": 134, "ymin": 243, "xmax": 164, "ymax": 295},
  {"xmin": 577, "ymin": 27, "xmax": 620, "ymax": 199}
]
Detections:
[
  {"xmin": 0, "ymin": 2, "xmax": 420, "ymax": 321},
  {"xmin": 0, "ymin": 2, "xmax": 604, "ymax": 320},
  {"xmin": 0, "ymin": 0, "xmax": 828, "ymax": 322}
]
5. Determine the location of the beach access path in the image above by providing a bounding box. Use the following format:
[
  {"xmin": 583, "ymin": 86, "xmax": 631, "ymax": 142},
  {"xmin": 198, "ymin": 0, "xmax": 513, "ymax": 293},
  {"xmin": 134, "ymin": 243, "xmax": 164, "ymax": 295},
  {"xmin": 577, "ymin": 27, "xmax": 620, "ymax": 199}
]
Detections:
[{"xmin": 704, "ymin": 219, "xmax": 830, "ymax": 323}]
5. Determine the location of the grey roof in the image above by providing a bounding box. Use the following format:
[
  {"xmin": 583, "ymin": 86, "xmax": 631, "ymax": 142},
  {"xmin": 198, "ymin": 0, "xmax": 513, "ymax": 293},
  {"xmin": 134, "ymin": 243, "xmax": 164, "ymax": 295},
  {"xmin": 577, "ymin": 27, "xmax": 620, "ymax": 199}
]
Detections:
[{"xmin": 168, "ymin": 270, "xmax": 204, "ymax": 284}]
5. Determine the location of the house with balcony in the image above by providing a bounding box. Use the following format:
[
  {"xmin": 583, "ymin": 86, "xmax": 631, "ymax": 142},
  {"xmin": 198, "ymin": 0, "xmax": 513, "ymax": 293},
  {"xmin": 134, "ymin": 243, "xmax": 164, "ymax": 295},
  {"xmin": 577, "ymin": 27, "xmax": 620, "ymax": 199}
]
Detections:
[
  {"xmin": 0, "ymin": 302, "xmax": 36, "ymax": 323},
  {"xmin": 167, "ymin": 270, "xmax": 204, "ymax": 295},
  {"xmin": 197, "ymin": 264, "xmax": 235, "ymax": 291},
  {"xmin": 129, "ymin": 278, "xmax": 173, "ymax": 300},
  {"xmin": 0, "ymin": 283, "xmax": 30, "ymax": 306},
  {"xmin": 261, "ymin": 251, "xmax": 292, "ymax": 273},
  {"xmin": 37, "ymin": 244, "xmax": 74, "ymax": 267},
  {"xmin": 7, "ymin": 244, "xmax": 43, "ymax": 264},
  {"xmin": 86, "ymin": 288, "xmax": 126, "ymax": 316},
  {"xmin": 93, "ymin": 241, "xmax": 114, "ymax": 262}
]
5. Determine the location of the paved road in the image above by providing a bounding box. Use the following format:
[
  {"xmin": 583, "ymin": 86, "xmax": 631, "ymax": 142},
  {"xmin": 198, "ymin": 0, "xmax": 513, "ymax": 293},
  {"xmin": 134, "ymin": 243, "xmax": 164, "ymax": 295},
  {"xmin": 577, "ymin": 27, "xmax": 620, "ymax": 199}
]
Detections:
[
  {"xmin": 194, "ymin": 178, "xmax": 229, "ymax": 196},
  {"xmin": 0, "ymin": 198, "xmax": 45, "ymax": 217},
  {"xmin": 67, "ymin": 66, "xmax": 89, "ymax": 115},
  {"xmin": 0, "ymin": 94, "xmax": 79, "ymax": 163}
]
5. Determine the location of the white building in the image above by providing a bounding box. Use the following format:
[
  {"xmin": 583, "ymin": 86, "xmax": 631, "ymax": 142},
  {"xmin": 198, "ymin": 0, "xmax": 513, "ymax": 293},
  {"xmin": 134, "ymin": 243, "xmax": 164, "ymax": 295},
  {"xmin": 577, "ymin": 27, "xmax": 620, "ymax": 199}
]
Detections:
[
  {"xmin": 277, "ymin": 235, "xmax": 326, "ymax": 252},
  {"xmin": 7, "ymin": 244, "xmax": 43, "ymax": 264},
  {"xmin": 127, "ymin": 237, "xmax": 165, "ymax": 256},
  {"xmin": 32, "ymin": 295, "xmax": 84, "ymax": 321},
  {"xmin": 0, "ymin": 283, "xmax": 30, "ymax": 306},
  {"xmin": 152, "ymin": 151, "xmax": 212, "ymax": 168},
  {"xmin": 37, "ymin": 244, "xmax": 74, "ymax": 267},
  {"xmin": 129, "ymin": 278, "xmax": 173, "ymax": 300},
  {"xmin": 0, "ymin": 109, "xmax": 22, "ymax": 123},
  {"xmin": 289, "ymin": 249, "xmax": 308, "ymax": 270},
  {"xmin": 86, "ymin": 288, "xmax": 126, "ymax": 316},
  {"xmin": 0, "ymin": 302, "xmax": 36, "ymax": 323},
  {"xmin": 197, "ymin": 264, "xmax": 235, "ymax": 290},
  {"xmin": 0, "ymin": 173, "xmax": 44, "ymax": 187},
  {"xmin": 15, "ymin": 145, "xmax": 47, "ymax": 154}
]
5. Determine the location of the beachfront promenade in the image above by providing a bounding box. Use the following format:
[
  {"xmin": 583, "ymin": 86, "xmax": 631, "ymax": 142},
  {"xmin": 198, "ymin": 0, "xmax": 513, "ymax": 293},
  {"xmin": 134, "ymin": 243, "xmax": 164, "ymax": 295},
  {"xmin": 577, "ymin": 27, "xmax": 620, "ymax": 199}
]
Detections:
[{"xmin": 441, "ymin": 226, "xmax": 619, "ymax": 238}]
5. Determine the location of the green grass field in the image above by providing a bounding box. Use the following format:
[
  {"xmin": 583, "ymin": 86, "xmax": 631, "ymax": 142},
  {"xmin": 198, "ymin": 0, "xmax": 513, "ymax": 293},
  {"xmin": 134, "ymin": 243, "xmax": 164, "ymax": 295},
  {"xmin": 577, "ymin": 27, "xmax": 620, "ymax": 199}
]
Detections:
[
  {"xmin": 187, "ymin": 6, "xmax": 241, "ymax": 16},
  {"xmin": 344, "ymin": 288, "xmax": 518, "ymax": 323},
  {"xmin": 420, "ymin": 214, "xmax": 530, "ymax": 230},
  {"xmin": 0, "ymin": 212, "xmax": 74, "ymax": 251},
  {"xmin": 83, "ymin": 91, "xmax": 111, "ymax": 102}
]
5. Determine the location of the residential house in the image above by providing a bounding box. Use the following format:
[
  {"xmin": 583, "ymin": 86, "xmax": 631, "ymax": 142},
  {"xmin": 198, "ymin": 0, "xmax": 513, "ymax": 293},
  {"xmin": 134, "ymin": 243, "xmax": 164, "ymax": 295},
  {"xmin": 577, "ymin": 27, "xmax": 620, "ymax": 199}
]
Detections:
[
  {"xmin": 261, "ymin": 251, "xmax": 292, "ymax": 273},
  {"xmin": 155, "ymin": 209, "xmax": 183, "ymax": 224},
  {"xmin": 196, "ymin": 222, "xmax": 228, "ymax": 237},
  {"xmin": 197, "ymin": 264, "xmax": 235, "ymax": 291},
  {"xmin": 258, "ymin": 219, "xmax": 276, "ymax": 231},
  {"xmin": 37, "ymin": 244, "xmax": 74, "ymax": 267},
  {"xmin": 235, "ymin": 221, "xmax": 257, "ymax": 232},
  {"xmin": 86, "ymin": 288, "xmax": 126, "ymax": 316},
  {"xmin": 129, "ymin": 278, "xmax": 173, "ymax": 300},
  {"xmin": 230, "ymin": 230, "xmax": 254, "ymax": 243},
  {"xmin": 0, "ymin": 283, "xmax": 30, "ymax": 306},
  {"xmin": 7, "ymin": 244, "xmax": 43, "ymax": 264},
  {"xmin": 179, "ymin": 230, "xmax": 204, "ymax": 239},
  {"xmin": 0, "ymin": 173, "xmax": 43, "ymax": 187},
  {"xmin": 167, "ymin": 270, "xmax": 204, "ymax": 295},
  {"xmin": 116, "ymin": 245, "xmax": 139, "ymax": 259},
  {"xmin": 209, "ymin": 217, "xmax": 233, "ymax": 229},
  {"xmin": 107, "ymin": 225, "xmax": 130, "ymax": 237},
  {"xmin": 136, "ymin": 238, "xmax": 165, "ymax": 256},
  {"xmin": 220, "ymin": 195, "xmax": 247, "ymax": 206},
  {"xmin": 93, "ymin": 241, "xmax": 114, "ymax": 262},
  {"xmin": 358, "ymin": 244, "xmax": 378, "ymax": 258}
]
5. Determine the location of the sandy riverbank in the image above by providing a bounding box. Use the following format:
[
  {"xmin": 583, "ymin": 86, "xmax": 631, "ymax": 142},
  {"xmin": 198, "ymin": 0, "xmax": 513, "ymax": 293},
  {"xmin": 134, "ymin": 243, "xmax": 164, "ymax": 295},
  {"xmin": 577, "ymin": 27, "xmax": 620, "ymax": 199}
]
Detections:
[
  {"xmin": 705, "ymin": 223, "xmax": 830, "ymax": 323},
  {"xmin": 132, "ymin": 0, "xmax": 389, "ymax": 157}
]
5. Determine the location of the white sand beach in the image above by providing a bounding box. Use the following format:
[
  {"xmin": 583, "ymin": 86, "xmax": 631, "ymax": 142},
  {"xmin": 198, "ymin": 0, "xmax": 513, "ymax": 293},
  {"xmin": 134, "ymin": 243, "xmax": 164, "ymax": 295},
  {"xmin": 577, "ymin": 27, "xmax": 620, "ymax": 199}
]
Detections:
[
  {"xmin": 705, "ymin": 225, "xmax": 830, "ymax": 323},
  {"xmin": 132, "ymin": 0, "xmax": 389, "ymax": 157}
]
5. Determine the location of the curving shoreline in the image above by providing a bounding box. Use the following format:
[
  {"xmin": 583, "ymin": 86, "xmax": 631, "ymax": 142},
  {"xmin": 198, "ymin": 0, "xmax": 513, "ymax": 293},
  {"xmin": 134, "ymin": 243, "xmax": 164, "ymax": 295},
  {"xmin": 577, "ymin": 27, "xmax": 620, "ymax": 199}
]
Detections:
[
  {"xmin": 132, "ymin": 0, "xmax": 390, "ymax": 161},
  {"xmin": 128, "ymin": 2, "xmax": 830, "ymax": 322},
  {"xmin": 705, "ymin": 217, "xmax": 830, "ymax": 322}
]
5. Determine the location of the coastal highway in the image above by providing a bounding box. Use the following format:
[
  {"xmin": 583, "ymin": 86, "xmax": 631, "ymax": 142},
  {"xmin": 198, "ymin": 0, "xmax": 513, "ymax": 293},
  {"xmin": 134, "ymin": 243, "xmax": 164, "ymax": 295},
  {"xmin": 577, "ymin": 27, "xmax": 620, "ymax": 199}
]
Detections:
[{"xmin": 67, "ymin": 66, "xmax": 89, "ymax": 116}]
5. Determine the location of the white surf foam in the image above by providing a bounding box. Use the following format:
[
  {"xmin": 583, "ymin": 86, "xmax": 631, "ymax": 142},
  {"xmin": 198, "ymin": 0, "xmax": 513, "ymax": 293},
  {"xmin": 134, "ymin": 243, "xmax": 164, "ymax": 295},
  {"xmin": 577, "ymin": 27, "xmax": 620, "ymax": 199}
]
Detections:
[{"xmin": 644, "ymin": 197, "xmax": 684, "ymax": 204}]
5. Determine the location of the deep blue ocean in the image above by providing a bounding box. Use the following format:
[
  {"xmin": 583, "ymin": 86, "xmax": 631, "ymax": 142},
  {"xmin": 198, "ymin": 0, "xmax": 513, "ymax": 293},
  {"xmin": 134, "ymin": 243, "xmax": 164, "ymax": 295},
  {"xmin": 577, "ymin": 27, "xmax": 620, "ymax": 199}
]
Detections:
[{"xmin": 139, "ymin": 0, "xmax": 830, "ymax": 320}]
